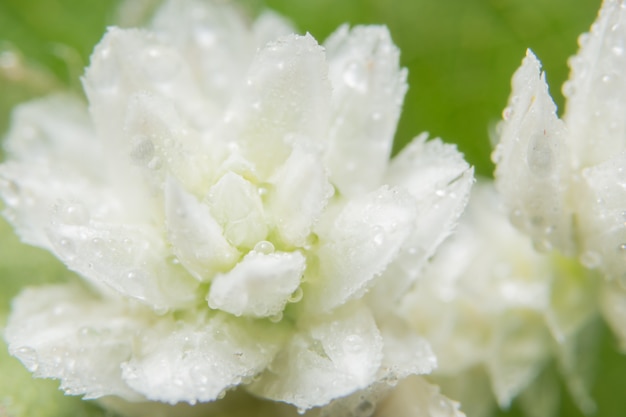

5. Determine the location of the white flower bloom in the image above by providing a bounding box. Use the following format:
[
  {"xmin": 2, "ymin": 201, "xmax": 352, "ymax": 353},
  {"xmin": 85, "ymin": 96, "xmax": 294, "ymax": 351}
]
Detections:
[
  {"xmin": 401, "ymin": 184, "xmax": 598, "ymax": 416},
  {"xmin": 493, "ymin": 0, "xmax": 626, "ymax": 277},
  {"xmin": 0, "ymin": 0, "xmax": 473, "ymax": 414},
  {"xmin": 493, "ymin": 0, "xmax": 626, "ymax": 353}
]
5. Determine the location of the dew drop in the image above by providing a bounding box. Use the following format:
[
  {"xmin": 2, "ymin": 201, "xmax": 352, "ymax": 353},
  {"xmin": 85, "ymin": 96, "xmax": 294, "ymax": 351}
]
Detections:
[
  {"xmin": 269, "ymin": 311, "xmax": 283, "ymax": 323},
  {"xmin": 526, "ymin": 133, "xmax": 553, "ymax": 176},
  {"xmin": 343, "ymin": 61, "xmax": 368, "ymax": 92},
  {"xmin": 15, "ymin": 346, "xmax": 39, "ymax": 372},
  {"xmin": 385, "ymin": 374, "xmax": 398, "ymax": 386},
  {"xmin": 78, "ymin": 326, "xmax": 98, "ymax": 338},
  {"xmin": 154, "ymin": 305, "xmax": 169, "ymax": 316},
  {"xmin": 254, "ymin": 240, "xmax": 275, "ymax": 254},
  {"xmin": 578, "ymin": 33, "xmax": 590, "ymax": 47},
  {"xmin": 533, "ymin": 238, "xmax": 553, "ymax": 252},
  {"xmin": 147, "ymin": 156, "xmax": 163, "ymax": 170},
  {"xmin": 355, "ymin": 400, "xmax": 374, "ymax": 416},
  {"xmin": 502, "ymin": 106, "xmax": 512, "ymax": 120},
  {"xmin": 129, "ymin": 135, "xmax": 155, "ymax": 164},
  {"xmin": 619, "ymin": 243, "xmax": 626, "ymax": 252},
  {"xmin": 344, "ymin": 334, "xmax": 364, "ymax": 353},
  {"xmin": 562, "ymin": 80, "xmax": 575, "ymax": 97},
  {"xmin": 0, "ymin": 178, "xmax": 20, "ymax": 206},
  {"xmin": 127, "ymin": 269, "xmax": 141, "ymax": 280},
  {"xmin": 141, "ymin": 46, "xmax": 181, "ymax": 83},
  {"xmin": 194, "ymin": 27, "xmax": 217, "ymax": 47},
  {"xmin": 429, "ymin": 398, "xmax": 454, "ymax": 417},
  {"xmin": 257, "ymin": 183, "xmax": 270, "ymax": 197},
  {"xmin": 190, "ymin": 365, "xmax": 209, "ymax": 385},
  {"xmin": 580, "ymin": 251, "xmax": 601, "ymax": 268},
  {"xmin": 288, "ymin": 287, "xmax": 304, "ymax": 303},
  {"xmin": 58, "ymin": 238, "xmax": 76, "ymax": 258},
  {"xmin": 61, "ymin": 202, "xmax": 89, "ymax": 225}
]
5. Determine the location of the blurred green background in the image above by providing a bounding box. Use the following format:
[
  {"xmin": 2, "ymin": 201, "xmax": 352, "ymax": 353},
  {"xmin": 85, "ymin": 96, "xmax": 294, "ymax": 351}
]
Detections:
[{"xmin": 2, "ymin": 0, "xmax": 625, "ymax": 416}]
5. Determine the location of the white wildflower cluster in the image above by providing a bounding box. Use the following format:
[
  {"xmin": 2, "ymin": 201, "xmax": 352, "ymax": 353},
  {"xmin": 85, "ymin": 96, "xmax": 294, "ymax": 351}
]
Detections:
[
  {"xmin": 400, "ymin": 0, "xmax": 626, "ymax": 415},
  {"xmin": 0, "ymin": 0, "xmax": 473, "ymax": 416},
  {"xmin": 4, "ymin": 0, "xmax": 626, "ymax": 416},
  {"xmin": 493, "ymin": 0, "xmax": 626, "ymax": 352}
]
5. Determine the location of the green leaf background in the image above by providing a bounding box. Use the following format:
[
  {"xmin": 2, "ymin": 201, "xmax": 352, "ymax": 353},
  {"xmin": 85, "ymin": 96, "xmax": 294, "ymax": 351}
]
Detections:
[{"xmin": 1, "ymin": 0, "xmax": 625, "ymax": 416}]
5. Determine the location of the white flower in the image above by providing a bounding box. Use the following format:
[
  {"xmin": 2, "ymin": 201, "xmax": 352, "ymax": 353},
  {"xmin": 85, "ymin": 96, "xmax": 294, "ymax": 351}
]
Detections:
[
  {"xmin": 0, "ymin": 0, "xmax": 473, "ymax": 414},
  {"xmin": 493, "ymin": 0, "xmax": 626, "ymax": 357},
  {"xmin": 493, "ymin": 0, "xmax": 626, "ymax": 279},
  {"xmin": 401, "ymin": 184, "xmax": 598, "ymax": 416}
]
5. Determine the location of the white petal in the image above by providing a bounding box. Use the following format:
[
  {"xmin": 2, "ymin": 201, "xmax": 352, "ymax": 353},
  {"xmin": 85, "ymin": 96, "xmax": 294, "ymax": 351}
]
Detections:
[
  {"xmin": 577, "ymin": 151, "xmax": 626, "ymax": 278},
  {"xmin": 266, "ymin": 146, "xmax": 334, "ymax": 247},
  {"xmin": 378, "ymin": 317, "xmax": 437, "ymax": 380},
  {"xmin": 151, "ymin": 0, "xmax": 269, "ymax": 113},
  {"xmin": 3, "ymin": 95, "xmax": 100, "ymax": 177},
  {"xmin": 46, "ymin": 208, "xmax": 198, "ymax": 311},
  {"xmin": 221, "ymin": 33, "xmax": 332, "ymax": 178},
  {"xmin": 121, "ymin": 313, "xmax": 287, "ymax": 404},
  {"xmin": 5, "ymin": 283, "xmax": 145, "ymax": 400},
  {"xmin": 0, "ymin": 96, "xmax": 103, "ymax": 248},
  {"xmin": 485, "ymin": 314, "xmax": 552, "ymax": 408},
  {"xmin": 563, "ymin": 0, "xmax": 626, "ymax": 167},
  {"xmin": 207, "ymin": 249, "xmax": 305, "ymax": 318},
  {"xmin": 375, "ymin": 376, "xmax": 466, "ymax": 417},
  {"xmin": 493, "ymin": 50, "xmax": 573, "ymax": 254},
  {"xmin": 315, "ymin": 318, "xmax": 437, "ymax": 417},
  {"xmin": 122, "ymin": 93, "xmax": 217, "ymax": 195},
  {"xmin": 368, "ymin": 136, "xmax": 473, "ymax": 313},
  {"xmin": 165, "ymin": 177, "xmax": 239, "ymax": 282},
  {"xmin": 83, "ymin": 26, "xmax": 212, "ymax": 135},
  {"xmin": 324, "ymin": 25, "xmax": 407, "ymax": 197},
  {"xmin": 305, "ymin": 185, "xmax": 415, "ymax": 313},
  {"xmin": 248, "ymin": 303, "xmax": 383, "ymax": 410},
  {"xmin": 206, "ymin": 172, "xmax": 268, "ymax": 249}
]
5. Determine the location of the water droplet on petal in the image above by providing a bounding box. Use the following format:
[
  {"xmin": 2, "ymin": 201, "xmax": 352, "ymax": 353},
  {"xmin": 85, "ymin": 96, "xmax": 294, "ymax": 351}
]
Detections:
[
  {"xmin": 194, "ymin": 27, "xmax": 217, "ymax": 47},
  {"xmin": 355, "ymin": 400, "xmax": 374, "ymax": 416},
  {"xmin": 580, "ymin": 251, "xmax": 600, "ymax": 268},
  {"xmin": 147, "ymin": 156, "xmax": 162, "ymax": 170},
  {"xmin": 344, "ymin": 334, "xmax": 364, "ymax": 353},
  {"xmin": 269, "ymin": 311, "xmax": 283, "ymax": 323},
  {"xmin": 502, "ymin": 106, "xmax": 513, "ymax": 120},
  {"xmin": 562, "ymin": 80, "xmax": 575, "ymax": 97},
  {"xmin": 254, "ymin": 240, "xmax": 275, "ymax": 254},
  {"xmin": 343, "ymin": 60, "xmax": 368, "ymax": 93},
  {"xmin": 0, "ymin": 178, "xmax": 20, "ymax": 206},
  {"xmin": 130, "ymin": 135, "xmax": 155, "ymax": 164},
  {"xmin": 61, "ymin": 202, "xmax": 90, "ymax": 225},
  {"xmin": 288, "ymin": 287, "xmax": 304, "ymax": 303},
  {"xmin": 141, "ymin": 46, "xmax": 181, "ymax": 83},
  {"xmin": 15, "ymin": 346, "xmax": 39, "ymax": 372},
  {"xmin": 429, "ymin": 398, "xmax": 454, "ymax": 417}
]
